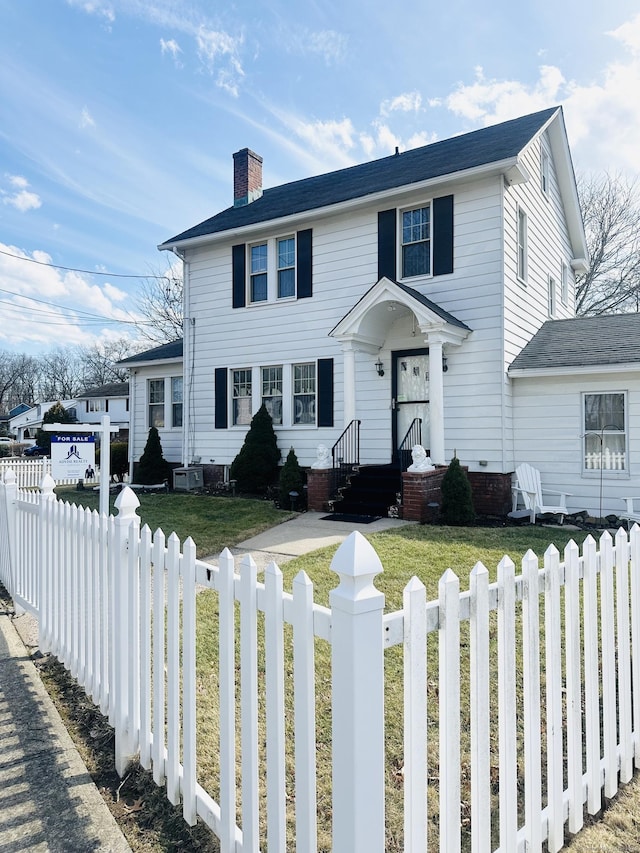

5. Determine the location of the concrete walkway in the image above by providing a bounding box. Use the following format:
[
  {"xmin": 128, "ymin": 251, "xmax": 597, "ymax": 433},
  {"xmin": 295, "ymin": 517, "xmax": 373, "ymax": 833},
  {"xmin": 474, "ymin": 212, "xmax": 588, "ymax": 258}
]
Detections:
[
  {"xmin": 0, "ymin": 512, "xmax": 410, "ymax": 852},
  {"xmin": 0, "ymin": 595, "xmax": 131, "ymax": 852}
]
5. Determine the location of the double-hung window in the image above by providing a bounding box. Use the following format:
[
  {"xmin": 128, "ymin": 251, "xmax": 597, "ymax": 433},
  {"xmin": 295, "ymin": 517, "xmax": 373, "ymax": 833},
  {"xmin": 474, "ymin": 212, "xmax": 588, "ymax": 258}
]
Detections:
[
  {"xmin": 293, "ymin": 363, "xmax": 316, "ymax": 424},
  {"xmin": 583, "ymin": 392, "xmax": 626, "ymax": 471},
  {"xmin": 517, "ymin": 206, "xmax": 528, "ymax": 282},
  {"xmin": 262, "ymin": 366, "xmax": 283, "ymax": 424},
  {"xmin": 250, "ymin": 243, "xmax": 268, "ymax": 303},
  {"xmin": 87, "ymin": 399, "xmax": 106, "ymax": 413},
  {"xmin": 402, "ymin": 206, "xmax": 431, "ymax": 278},
  {"xmin": 232, "ymin": 369, "xmax": 252, "ymax": 425},
  {"xmin": 171, "ymin": 376, "xmax": 183, "ymax": 428},
  {"xmin": 148, "ymin": 379, "xmax": 165, "ymax": 428},
  {"xmin": 277, "ymin": 238, "xmax": 295, "ymax": 298}
]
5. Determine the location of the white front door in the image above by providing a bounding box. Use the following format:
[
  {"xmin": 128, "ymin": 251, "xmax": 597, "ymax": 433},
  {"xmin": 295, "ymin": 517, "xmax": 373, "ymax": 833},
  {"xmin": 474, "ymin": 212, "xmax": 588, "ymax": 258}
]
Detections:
[{"xmin": 392, "ymin": 350, "xmax": 430, "ymax": 458}]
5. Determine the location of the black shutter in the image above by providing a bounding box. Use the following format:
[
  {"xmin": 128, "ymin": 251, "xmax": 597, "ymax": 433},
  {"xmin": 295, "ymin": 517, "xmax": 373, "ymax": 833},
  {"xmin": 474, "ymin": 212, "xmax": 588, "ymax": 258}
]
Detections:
[
  {"xmin": 433, "ymin": 195, "xmax": 454, "ymax": 276},
  {"xmin": 232, "ymin": 244, "xmax": 246, "ymax": 308},
  {"xmin": 296, "ymin": 229, "xmax": 313, "ymax": 298},
  {"xmin": 378, "ymin": 209, "xmax": 396, "ymax": 280},
  {"xmin": 317, "ymin": 358, "xmax": 334, "ymax": 427},
  {"xmin": 214, "ymin": 368, "xmax": 228, "ymax": 429}
]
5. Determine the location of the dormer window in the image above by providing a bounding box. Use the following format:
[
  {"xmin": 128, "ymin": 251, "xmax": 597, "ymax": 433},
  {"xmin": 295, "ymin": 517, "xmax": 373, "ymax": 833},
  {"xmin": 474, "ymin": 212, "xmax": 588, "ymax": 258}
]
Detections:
[{"xmin": 402, "ymin": 205, "xmax": 431, "ymax": 278}]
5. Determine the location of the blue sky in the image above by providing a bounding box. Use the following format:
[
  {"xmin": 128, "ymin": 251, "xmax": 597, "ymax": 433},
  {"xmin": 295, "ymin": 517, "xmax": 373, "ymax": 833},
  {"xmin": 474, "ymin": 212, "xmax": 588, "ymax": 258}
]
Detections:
[{"xmin": 1, "ymin": 0, "xmax": 640, "ymax": 352}]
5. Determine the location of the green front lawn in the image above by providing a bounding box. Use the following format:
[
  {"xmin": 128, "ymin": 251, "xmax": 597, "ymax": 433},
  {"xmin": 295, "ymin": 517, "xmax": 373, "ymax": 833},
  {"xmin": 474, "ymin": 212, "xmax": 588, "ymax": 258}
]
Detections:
[{"xmin": 54, "ymin": 486, "xmax": 294, "ymax": 557}]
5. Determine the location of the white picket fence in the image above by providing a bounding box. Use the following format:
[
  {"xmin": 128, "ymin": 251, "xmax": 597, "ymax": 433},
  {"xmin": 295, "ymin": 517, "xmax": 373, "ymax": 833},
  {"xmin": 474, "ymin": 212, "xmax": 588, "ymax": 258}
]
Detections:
[
  {"xmin": 1, "ymin": 467, "xmax": 640, "ymax": 852},
  {"xmin": 0, "ymin": 456, "xmax": 92, "ymax": 488},
  {"xmin": 584, "ymin": 448, "xmax": 626, "ymax": 470}
]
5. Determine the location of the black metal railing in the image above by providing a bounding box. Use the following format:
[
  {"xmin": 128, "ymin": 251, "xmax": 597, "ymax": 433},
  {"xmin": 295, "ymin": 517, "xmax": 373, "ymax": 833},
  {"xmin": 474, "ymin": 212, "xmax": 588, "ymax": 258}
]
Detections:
[
  {"xmin": 330, "ymin": 419, "xmax": 361, "ymax": 499},
  {"xmin": 397, "ymin": 417, "xmax": 422, "ymax": 471}
]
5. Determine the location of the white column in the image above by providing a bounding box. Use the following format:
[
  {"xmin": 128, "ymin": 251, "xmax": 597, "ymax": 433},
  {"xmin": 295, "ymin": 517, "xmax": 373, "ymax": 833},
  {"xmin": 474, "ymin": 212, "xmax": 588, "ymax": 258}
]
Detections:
[
  {"xmin": 343, "ymin": 343, "xmax": 357, "ymax": 427},
  {"xmin": 428, "ymin": 338, "xmax": 445, "ymax": 464}
]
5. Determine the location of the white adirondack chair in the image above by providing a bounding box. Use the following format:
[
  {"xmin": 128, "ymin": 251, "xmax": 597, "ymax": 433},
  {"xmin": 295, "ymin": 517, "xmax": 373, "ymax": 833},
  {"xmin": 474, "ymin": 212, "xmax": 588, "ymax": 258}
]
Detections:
[
  {"xmin": 619, "ymin": 497, "xmax": 640, "ymax": 529},
  {"xmin": 511, "ymin": 463, "xmax": 571, "ymax": 524}
]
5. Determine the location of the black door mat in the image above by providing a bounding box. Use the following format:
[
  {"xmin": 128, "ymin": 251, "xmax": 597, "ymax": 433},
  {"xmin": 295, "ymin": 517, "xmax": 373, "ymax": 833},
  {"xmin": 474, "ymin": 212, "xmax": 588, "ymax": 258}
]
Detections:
[{"xmin": 321, "ymin": 513, "xmax": 382, "ymax": 524}]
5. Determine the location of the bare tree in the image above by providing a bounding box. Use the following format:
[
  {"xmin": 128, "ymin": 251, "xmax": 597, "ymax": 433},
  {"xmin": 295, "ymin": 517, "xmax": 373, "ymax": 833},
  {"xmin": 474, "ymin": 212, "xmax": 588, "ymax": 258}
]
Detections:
[
  {"xmin": 36, "ymin": 347, "xmax": 85, "ymax": 401},
  {"xmin": 76, "ymin": 338, "xmax": 141, "ymax": 388},
  {"xmin": 0, "ymin": 352, "xmax": 38, "ymax": 412},
  {"xmin": 134, "ymin": 258, "xmax": 183, "ymax": 345},
  {"xmin": 576, "ymin": 172, "xmax": 640, "ymax": 315}
]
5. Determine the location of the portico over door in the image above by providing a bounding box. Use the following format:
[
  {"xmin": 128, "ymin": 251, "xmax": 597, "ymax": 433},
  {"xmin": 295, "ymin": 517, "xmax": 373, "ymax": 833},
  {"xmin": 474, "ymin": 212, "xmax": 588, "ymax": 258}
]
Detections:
[{"xmin": 392, "ymin": 350, "xmax": 430, "ymax": 462}]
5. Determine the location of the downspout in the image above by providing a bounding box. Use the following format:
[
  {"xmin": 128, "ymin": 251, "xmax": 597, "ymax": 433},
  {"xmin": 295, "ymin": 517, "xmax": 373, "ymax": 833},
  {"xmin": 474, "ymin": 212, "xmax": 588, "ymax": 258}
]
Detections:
[
  {"xmin": 171, "ymin": 246, "xmax": 190, "ymax": 467},
  {"xmin": 129, "ymin": 370, "xmax": 137, "ymax": 482}
]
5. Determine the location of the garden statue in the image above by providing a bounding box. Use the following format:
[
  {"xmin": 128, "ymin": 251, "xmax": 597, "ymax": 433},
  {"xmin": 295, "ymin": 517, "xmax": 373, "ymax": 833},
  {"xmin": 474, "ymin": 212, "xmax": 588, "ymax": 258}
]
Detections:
[
  {"xmin": 408, "ymin": 444, "xmax": 435, "ymax": 472},
  {"xmin": 311, "ymin": 444, "xmax": 332, "ymax": 469}
]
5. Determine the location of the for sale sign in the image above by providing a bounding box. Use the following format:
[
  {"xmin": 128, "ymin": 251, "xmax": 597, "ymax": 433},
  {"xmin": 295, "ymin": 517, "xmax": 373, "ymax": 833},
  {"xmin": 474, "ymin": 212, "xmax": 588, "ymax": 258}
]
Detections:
[{"xmin": 51, "ymin": 435, "xmax": 96, "ymax": 481}]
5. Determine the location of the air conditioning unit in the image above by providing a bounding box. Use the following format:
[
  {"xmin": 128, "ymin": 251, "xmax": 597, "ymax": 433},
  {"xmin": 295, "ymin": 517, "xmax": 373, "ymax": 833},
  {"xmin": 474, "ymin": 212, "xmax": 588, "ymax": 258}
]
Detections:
[{"xmin": 173, "ymin": 465, "xmax": 204, "ymax": 492}]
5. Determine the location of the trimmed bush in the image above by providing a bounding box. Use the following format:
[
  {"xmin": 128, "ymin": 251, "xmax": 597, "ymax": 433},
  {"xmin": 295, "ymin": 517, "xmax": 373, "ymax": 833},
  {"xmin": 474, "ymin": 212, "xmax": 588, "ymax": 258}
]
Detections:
[
  {"xmin": 135, "ymin": 427, "xmax": 170, "ymax": 485},
  {"xmin": 230, "ymin": 404, "xmax": 280, "ymax": 495},
  {"xmin": 279, "ymin": 447, "xmax": 306, "ymax": 509},
  {"xmin": 440, "ymin": 455, "xmax": 475, "ymax": 525}
]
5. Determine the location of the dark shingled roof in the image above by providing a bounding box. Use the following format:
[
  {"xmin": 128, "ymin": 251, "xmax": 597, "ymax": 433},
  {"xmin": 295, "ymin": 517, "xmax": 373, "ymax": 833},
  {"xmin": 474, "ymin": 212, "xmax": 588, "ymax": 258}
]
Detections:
[
  {"xmin": 118, "ymin": 339, "xmax": 184, "ymax": 365},
  {"xmin": 510, "ymin": 314, "xmax": 640, "ymax": 371},
  {"xmin": 161, "ymin": 107, "xmax": 559, "ymax": 246},
  {"xmin": 395, "ymin": 281, "xmax": 471, "ymax": 330},
  {"xmin": 79, "ymin": 382, "xmax": 129, "ymax": 398}
]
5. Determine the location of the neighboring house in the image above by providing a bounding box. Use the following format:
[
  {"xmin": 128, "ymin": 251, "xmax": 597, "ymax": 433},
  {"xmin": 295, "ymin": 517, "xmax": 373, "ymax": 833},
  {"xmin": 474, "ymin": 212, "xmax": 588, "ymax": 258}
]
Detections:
[
  {"xmin": 119, "ymin": 340, "xmax": 184, "ymax": 477},
  {"xmin": 9, "ymin": 400, "xmax": 78, "ymax": 443},
  {"xmin": 124, "ymin": 104, "xmax": 635, "ymax": 518},
  {"xmin": 74, "ymin": 382, "xmax": 130, "ymax": 441}
]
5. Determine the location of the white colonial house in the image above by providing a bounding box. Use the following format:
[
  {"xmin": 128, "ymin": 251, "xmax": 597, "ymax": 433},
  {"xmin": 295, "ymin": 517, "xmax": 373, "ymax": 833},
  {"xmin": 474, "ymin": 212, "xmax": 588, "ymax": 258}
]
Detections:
[
  {"xmin": 74, "ymin": 382, "xmax": 130, "ymax": 438},
  {"xmin": 120, "ymin": 105, "xmax": 640, "ymax": 518}
]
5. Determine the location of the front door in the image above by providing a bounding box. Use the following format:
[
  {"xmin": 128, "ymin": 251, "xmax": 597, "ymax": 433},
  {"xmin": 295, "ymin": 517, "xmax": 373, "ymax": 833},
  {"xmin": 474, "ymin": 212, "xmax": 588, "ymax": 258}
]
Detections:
[{"xmin": 392, "ymin": 350, "xmax": 430, "ymax": 463}]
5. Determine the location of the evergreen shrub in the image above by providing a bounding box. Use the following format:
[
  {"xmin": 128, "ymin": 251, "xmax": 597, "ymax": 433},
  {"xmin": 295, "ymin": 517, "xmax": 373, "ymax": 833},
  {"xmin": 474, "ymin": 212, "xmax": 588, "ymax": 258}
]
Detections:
[
  {"xmin": 440, "ymin": 455, "xmax": 475, "ymax": 525},
  {"xmin": 229, "ymin": 404, "xmax": 280, "ymax": 495}
]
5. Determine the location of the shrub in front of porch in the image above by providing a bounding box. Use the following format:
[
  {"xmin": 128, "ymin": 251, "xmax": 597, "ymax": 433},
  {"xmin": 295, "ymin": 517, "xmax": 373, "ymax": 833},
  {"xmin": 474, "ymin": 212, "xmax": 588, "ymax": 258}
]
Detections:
[
  {"xmin": 279, "ymin": 447, "xmax": 306, "ymax": 510},
  {"xmin": 440, "ymin": 455, "xmax": 475, "ymax": 525},
  {"xmin": 230, "ymin": 404, "xmax": 280, "ymax": 495}
]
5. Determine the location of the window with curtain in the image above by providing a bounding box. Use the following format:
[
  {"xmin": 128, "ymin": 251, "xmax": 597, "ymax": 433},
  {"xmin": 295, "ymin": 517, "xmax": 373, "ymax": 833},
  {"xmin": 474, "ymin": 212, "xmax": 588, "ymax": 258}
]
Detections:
[{"xmin": 583, "ymin": 392, "xmax": 626, "ymax": 471}]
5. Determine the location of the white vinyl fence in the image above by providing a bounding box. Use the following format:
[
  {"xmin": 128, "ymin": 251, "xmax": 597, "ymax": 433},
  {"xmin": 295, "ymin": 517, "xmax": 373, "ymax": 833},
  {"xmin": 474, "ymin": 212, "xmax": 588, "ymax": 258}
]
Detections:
[
  {"xmin": 1, "ymin": 466, "xmax": 640, "ymax": 852},
  {"xmin": 0, "ymin": 456, "xmax": 94, "ymax": 489}
]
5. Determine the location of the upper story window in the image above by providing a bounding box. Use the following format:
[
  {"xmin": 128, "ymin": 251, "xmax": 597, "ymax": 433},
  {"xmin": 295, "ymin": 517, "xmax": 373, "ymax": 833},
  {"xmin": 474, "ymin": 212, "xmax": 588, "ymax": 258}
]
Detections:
[
  {"xmin": 583, "ymin": 392, "xmax": 626, "ymax": 472},
  {"xmin": 250, "ymin": 243, "xmax": 268, "ymax": 302},
  {"xmin": 517, "ymin": 206, "xmax": 528, "ymax": 283},
  {"xmin": 148, "ymin": 379, "xmax": 165, "ymax": 428},
  {"xmin": 402, "ymin": 205, "xmax": 431, "ymax": 278},
  {"xmin": 541, "ymin": 150, "xmax": 550, "ymax": 197},
  {"xmin": 87, "ymin": 399, "xmax": 106, "ymax": 413},
  {"xmin": 277, "ymin": 238, "xmax": 295, "ymax": 298},
  {"xmin": 262, "ymin": 366, "xmax": 283, "ymax": 424},
  {"xmin": 171, "ymin": 376, "xmax": 183, "ymax": 428},
  {"xmin": 293, "ymin": 363, "xmax": 316, "ymax": 425},
  {"xmin": 548, "ymin": 275, "xmax": 556, "ymax": 317},
  {"xmin": 232, "ymin": 369, "xmax": 252, "ymax": 425}
]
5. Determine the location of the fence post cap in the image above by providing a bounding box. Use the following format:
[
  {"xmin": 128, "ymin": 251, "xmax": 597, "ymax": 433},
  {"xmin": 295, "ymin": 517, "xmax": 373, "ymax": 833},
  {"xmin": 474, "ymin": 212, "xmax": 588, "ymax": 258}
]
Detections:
[
  {"xmin": 114, "ymin": 485, "xmax": 140, "ymax": 517},
  {"xmin": 2, "ymin": 468, "xmax": 16, "ymax": 485},
  {"xmin": 40, "ymin": 473, "xmax": 56, "ymax": 497},
  {"xmin": 329, "ymin": 531, "xmax": 384, "ymax": 612}
]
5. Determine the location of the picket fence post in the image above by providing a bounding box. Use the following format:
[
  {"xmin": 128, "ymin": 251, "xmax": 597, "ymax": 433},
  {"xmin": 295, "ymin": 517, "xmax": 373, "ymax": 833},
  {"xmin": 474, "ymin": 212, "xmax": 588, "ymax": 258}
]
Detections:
[
  {"xmin": 2, "ymin": 469, "xmax": 18, "ymax": 599},
  {"xmin": 38, "ymin": 473, "xmax": 58, "ymax": 652},
  {"xmin": 329, "ymin": 531, "xmax": 385, "ymax": 853},
  {"xmin": 113, "ymin": 485, "xmax": 141, "ymax": 776}
]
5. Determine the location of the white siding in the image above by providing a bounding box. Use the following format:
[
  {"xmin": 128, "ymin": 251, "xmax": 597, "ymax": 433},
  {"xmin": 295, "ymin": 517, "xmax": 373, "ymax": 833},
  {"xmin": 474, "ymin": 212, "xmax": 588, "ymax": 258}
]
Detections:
[
  {"xmin": 513, "ymin": 371, "xmax": 640, "ymax": 517},
  {"xmin": 129, "ymin": 364, "xmax": 183, "ymax": 465}
]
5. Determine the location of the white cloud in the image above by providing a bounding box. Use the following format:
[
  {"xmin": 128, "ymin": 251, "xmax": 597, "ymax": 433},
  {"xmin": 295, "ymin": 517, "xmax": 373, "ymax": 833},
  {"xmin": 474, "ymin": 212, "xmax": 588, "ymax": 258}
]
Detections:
[
  {"xmin": 160, "ymin": 37, "xmax": 182, "ymax": 63},
  {"xmin": 608, "ymin": 13, "xmax": 640, "ymax": 53},
  {"xmin": 66, "ymin": 0, "xmax": 115, "ymax": 24},
  {"xmin": 196, "ymin": 26, "xmax": 244, "ymax": 95},
  {"xmin": 80, "ymin": 106, "xmax": 96, "ymax": 128},
  {"xmin": 0, "ymin": 243, "xmax": 138, "ymax": 350},
  {"xmin": 306, "ymin": 30, "xmax": 348, "ymax": 65},
  {"xmin": 2, "ymin": 176, "xmax": 41, "ymax": 212},
  {"xmin": 380, "ymin": 91, "xmax": 422, "ymax": 117}
]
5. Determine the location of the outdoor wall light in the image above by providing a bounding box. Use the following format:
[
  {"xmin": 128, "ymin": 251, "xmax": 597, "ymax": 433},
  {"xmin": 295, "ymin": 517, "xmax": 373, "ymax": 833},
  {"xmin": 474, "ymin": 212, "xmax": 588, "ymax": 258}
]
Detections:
[
  {"xmin": 442, "ymin": 355, "xmax": 448, "ymax": 373},
  {"xmin": 375, "ymin": 358, "xmax": 385, "ymax": 377}
]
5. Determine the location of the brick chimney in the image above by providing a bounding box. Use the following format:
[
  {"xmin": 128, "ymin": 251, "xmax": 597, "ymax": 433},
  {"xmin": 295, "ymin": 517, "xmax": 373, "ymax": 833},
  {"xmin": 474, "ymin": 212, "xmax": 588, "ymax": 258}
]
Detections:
[{"xmin": 233, "ymin": 148, "xmax": 263, "ymax": 207}]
